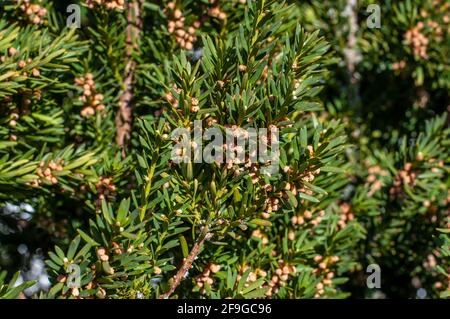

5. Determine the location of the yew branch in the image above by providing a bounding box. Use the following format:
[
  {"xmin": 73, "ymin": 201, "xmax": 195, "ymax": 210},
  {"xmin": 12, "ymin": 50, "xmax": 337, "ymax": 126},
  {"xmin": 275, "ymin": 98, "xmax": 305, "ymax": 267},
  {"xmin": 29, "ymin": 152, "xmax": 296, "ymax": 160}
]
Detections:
[
  {"xmin": 159, "ymin": 229, "xmax": 212, "ymax": 299},
  {"xmin": 115, "ymin": 0, "xmax": 142, "ymax": 153}
]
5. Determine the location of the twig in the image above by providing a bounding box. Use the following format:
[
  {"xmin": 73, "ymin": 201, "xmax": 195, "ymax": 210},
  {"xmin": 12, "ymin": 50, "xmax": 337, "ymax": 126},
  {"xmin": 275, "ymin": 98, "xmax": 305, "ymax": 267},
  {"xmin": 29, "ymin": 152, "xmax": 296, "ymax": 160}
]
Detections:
[
  {"xmin": 115, "ymin": 0, "xmax": 143, "ymax": 154},
  {"xmin": 343, "ymin": 0, "xmax": 361, "ymax": 107},
  {"xmin": 159, "ymin": 228, "xmax": 212, "ymax": 299}
]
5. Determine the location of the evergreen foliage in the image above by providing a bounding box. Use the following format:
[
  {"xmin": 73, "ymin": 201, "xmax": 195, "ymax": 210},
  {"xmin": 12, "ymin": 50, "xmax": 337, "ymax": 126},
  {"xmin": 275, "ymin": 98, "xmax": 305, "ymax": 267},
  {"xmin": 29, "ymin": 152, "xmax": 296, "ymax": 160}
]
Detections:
[{"xmin": 0, "ymin": 0, "xmax": 448, "ymax": 299}]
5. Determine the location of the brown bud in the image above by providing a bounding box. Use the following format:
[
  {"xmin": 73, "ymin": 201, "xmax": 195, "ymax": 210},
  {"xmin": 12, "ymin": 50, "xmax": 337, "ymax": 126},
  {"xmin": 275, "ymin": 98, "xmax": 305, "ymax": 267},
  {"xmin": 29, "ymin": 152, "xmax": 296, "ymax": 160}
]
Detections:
[
  {"xmin": 8, "ymin": 47, "xmax": 17, "ymax": 56},
  {"xmin": 239, "ymin": 64, "xmax": 247, "ymax": 72},
  {"xmin": 174, "ymin": 9, "xmax": 182, "ymax": 19},
  {"xmin": 209, "ymin": 264, "xmax": 221, "ymax": 273}
]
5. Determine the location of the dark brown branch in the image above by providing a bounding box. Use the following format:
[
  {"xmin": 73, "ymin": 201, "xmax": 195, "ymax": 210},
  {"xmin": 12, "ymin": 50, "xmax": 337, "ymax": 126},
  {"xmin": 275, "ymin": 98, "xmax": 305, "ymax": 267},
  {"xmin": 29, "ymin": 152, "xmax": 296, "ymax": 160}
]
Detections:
[
  {"xmin": 343, "ymin": 0, "xmax": 361, "ymax": 108},
  {"xmin": 159, "ymin": 229, "xmax": 212, "ymax": 299},
  {"xmin": 115, "ymin": 0, "xmax": 143, "ymax": 154}
]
